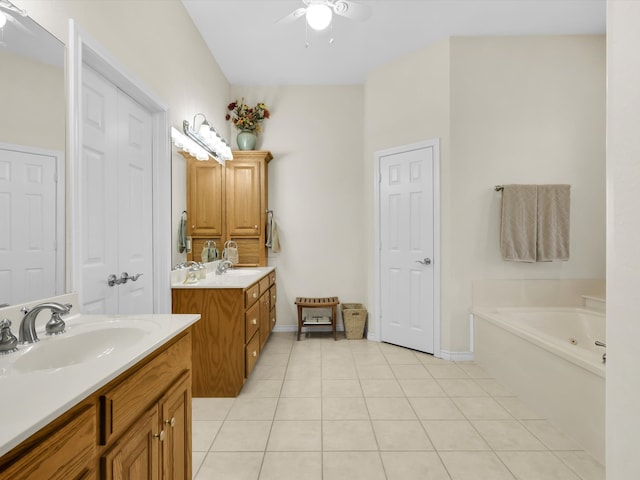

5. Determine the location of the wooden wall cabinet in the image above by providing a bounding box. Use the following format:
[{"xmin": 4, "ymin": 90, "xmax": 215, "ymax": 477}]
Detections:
[
  {"xmin": 184, "ymin": 150, "xmax": 273, "ymax": 266},
  {"xmin": 0, "ymin": 333, "xmax": 192, "ymax": 480},
  {"xmin": 172, "ymin": 270, "xmax": 276, "ymax": 397}
]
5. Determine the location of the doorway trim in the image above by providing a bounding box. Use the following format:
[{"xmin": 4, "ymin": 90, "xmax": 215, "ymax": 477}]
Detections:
[
  {"xmin": 67, "ymin": 20, "xmax": 172, "ymax": 313},
  {"xmin": 373, "ymin": 138, "xmax": 441, "ymax": 357}
]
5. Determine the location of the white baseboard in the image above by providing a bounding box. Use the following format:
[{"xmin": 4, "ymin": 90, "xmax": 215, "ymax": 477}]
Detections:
[
  {"xmin": 366, "ymin": 332, "xmax": 380, "ymax": 342},
  {"xmin": 439, "ymin": 350, "xmax": 475, "ymax": 362}
]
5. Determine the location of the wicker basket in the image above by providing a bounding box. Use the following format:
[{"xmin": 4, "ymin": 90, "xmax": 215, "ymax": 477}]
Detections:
[{"xmin": 341, "ymin": 303, "xmax": 367, "ymax": 340}]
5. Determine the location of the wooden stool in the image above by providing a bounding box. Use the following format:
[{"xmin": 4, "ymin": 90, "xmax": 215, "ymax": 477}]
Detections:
[{"xmin": 295, "ymin": 297, "xmax": 339, "ymax": 341}]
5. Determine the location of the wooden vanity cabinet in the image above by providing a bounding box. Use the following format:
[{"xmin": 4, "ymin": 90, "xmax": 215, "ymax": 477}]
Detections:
[
  {"xmin": 0, "ymin": 332, "xmax": 193, "ymax": 480},
  {"xmin": 172, "ymin": 270, "xmax": 276, "ymax": 397},
  {"xmin": 183, "ymin": 150, "xmax": 273, "ymax": 266},
  {"xmin": 100, "ymin": 335, "xmax": 192, "ymax": 480}
]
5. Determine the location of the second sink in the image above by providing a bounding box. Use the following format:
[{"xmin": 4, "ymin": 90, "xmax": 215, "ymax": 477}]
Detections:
[{"xmin": 224, "ymin": 269, "xmax": 261, "ymax": 277}]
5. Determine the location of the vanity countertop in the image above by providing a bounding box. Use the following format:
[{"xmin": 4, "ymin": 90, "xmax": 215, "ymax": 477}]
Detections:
[
  {"xmin": 0, "ymin": 295, "xmax": 200, "ymax": 457},
  {"xmin": 171, "ymin": 265, "xmax": 275, "ymax": 289}
]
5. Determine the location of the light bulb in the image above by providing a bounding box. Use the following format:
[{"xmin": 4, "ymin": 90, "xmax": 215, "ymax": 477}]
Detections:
[
  {"xmin": 306, "ymin": 4, "xmax": 332, "ymax": 31},
  {"xmin": 0, "ymin": 12, "xmax": 7, "ymax": 29}
]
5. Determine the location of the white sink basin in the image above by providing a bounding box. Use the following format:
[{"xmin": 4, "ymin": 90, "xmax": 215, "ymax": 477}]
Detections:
[
  {"xmin": 12, "ymin": 326, "xmax": 148, "ymax": 373},
  {"xmin": 224, "ymin": 269, "xmax": 261, "ymax": 277}
]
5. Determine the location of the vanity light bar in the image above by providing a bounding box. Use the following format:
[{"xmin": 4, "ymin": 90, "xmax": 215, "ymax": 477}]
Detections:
[
  {"xmin": 183, "ymin": 120, "xmax": 233, "ymax": 164},
  {"xmin": 171, "ymin": 127, "xmax": 210, "ymax": 161}
]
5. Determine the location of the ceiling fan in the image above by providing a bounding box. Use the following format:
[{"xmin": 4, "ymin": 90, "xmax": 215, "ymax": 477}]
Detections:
[{"xmin": 280, "ymin": 0, "xmax": 371, "ymax": 32}]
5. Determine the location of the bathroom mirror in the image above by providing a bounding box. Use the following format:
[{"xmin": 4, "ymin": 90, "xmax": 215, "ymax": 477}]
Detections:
[{"xmin": 0, "ymin": 1, "xmax": 66, "ymax": 305}]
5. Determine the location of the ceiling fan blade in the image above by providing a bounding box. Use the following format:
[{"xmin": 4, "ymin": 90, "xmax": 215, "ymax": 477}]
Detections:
[
  {"xmin": 332, "ymin": 0, "xmax": 371, "ymax": 21},
  {"xmin": 277, "ymin": 7, "xmax": 307, "ymax": 24}
]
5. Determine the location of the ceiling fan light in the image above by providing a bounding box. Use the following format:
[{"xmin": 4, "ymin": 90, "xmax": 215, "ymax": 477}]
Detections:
[{"xmin": 306, "ymin": 4, "xmax": 332, "ymax": 31}]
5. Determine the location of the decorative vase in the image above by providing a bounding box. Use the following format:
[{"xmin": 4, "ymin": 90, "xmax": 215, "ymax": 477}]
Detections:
[{"xmin": 236, "ymin": 130, "xmax": 257, "ymax": 150}]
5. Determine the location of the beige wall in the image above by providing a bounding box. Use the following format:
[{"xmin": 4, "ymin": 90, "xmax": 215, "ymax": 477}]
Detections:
[
  {"xmin": 230, "ymin": 85, "xmax": 366, "ymax": 327},
  {"xmin": 14, "ymin": 0, "xmax": 231, "ymax": 268},
  {"xmin": 0, "ymin": 50, "xmax": 64, "ymax": 151},
  {"xmin": 447, "ymin": 35, "xmax": 606, "ymax": 351},
  {"xmin": 606, "ymin": 1, "xmax": 640, "ymax": 475},
  {"xmin": 364, "ymin": 35, "xmax": 605, "ymax": 353}
]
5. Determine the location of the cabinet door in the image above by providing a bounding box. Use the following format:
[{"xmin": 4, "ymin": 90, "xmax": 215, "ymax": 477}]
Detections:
[
  {"xmin": 226, "ymin": 161, "xmax": 261, "ymax": 236},
  {"xmin": 245, "ymin": 330, "xmax": 260, "ymax": 377},
  {"xmin": 161, "ymin": 372, "xmax": 192, "ymax": 480},
  {"xmin": 188, "ymin": 159, "xmax": 224, "ymax": 237},
  {"xmin": 102, "ymin": 404, "xmax": 160, "ymax": 480},
  {"xmin": 270, "ymin": 285, "xmax": 277, "ymax": 333},
  {"xmin": 259, "ymin": 291, "xmax": 270, "ymax": 348}
]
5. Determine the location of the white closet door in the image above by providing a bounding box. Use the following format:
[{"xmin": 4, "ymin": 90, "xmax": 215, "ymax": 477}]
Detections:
[
  {"xmin": 80, "ymin": 65, "xmax": 153, "ymax": 314},
  {"xmin": 0, "ymin": 146, "xmax": 57, "ymax": 304},
  {"xmin": 80, "ymin": 66, "xmax": 119, "ymax": 314},
  {"xmin": 116, "ymin": 90, "xmax": 153, "ymax": 314}
]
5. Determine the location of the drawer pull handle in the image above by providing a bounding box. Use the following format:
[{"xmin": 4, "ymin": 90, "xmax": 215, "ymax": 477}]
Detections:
[
  {"xmin": 154, "ymin": 430, "xmax": 165, "ymax": 442},
  {"xmin": 252, "ymin": 350, "xmax": 257, "ymax": 357},
  {"xmin": 272, "ymin": 317, "xmax": 275, "ymax": 323},
  {"xmin": 253, "ymin": 292, "xmax": 257, "ymax": 299},
  {"xmin": 165, "ymin": 417, "xmax": 176, "ymax": 428},
  {"xmin": 252, "ymin": 318, "xmax": 257, "ymax": 325}
]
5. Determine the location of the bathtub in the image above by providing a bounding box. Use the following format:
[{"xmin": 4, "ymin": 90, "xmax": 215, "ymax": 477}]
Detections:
[{"xmin": 472, "ymin": 306, "xmax": 605, "ymax": 465}]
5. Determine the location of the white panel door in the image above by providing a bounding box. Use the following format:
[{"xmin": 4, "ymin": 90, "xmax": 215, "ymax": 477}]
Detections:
[
  {"xmin": 80, "ymin": 65, "xmax": 153, "ymax": 314},
  {"xmin": 379, "ymin": 145, "xmax": 435, "ymax": 353},
  {"xmin": 0, "ymin": 147, "xmax": 58, "ymax": 304},
  {"xmin": 80, "ymin": 66, "xmax": 119, "ymax": 314},
  {"xmin": 116, "ymin": 91, "xmax": 153, "ymax": 314}
]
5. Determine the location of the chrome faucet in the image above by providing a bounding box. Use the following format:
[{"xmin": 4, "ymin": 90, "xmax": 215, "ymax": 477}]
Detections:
[
  {"xmin": 19, "ymin": 302, "xmax": 72, "ymax": 344},
  {"xmin": 216, "ymin": 260, "xmax": 233, "ymax": 275},
  {"xmin": 0, "ymin": 319, "xmax": 18, "ymax": 355}
]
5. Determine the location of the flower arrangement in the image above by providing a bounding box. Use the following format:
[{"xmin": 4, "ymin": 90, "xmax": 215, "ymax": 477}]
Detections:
[{"xmin": 225, "ymin": 99, "xmax": 270, "ymax": 133}]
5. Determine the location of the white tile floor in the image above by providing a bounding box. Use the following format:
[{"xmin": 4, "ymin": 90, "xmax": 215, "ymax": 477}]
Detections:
[{"xmin": 191, "ymin": 332, "xmax": 605, "ymax": 480}]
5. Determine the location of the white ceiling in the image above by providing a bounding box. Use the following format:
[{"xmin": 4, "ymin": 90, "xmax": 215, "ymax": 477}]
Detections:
[{"xmin": 181, "ymin": 0, "xmax": 606, "ymax": 86}]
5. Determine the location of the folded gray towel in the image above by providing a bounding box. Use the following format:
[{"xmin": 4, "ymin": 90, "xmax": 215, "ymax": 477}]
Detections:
[
  {"xmin": 537, "ymin": 184, "xmax": 570, "ymax": 261},
  {"xmin": 500, "ymin": 184, "xmax": 537, "ymax": 262}
]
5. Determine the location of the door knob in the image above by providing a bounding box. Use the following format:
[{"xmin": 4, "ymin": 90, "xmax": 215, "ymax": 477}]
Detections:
[
  {"xmin": 107, "ymin": 272, "xmax": 143, "ymax": 286},
  {"xmin": 416, "ymin": 258, "xmax": 432, "ymax": 265}
]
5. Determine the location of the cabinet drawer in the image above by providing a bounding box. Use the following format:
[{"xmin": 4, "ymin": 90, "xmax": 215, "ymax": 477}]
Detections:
[
  {"xmin": 100, "ymin": 333, "xmax": 191, "ymax": 445},
  {"xmin": 268, "ymin": 271, "xmax": 276, "ymax": 286},
  {"xmin": 245, "ymin": 301, "xmax": 260, "ymax": 342},
  {"xmin": 259, "ymin": 276, "xmax": 270, "ymax": 296},
  {"xmin": 0, "ymin": 404, "xmax": 96, "ymax": 480},
  {"xmin": 245, "ymin": 283, "xmax": 260, "ymax": 307},
  {"xmin": 245, "ymin": 331, "xmax": 260, "ymax": 377}
]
